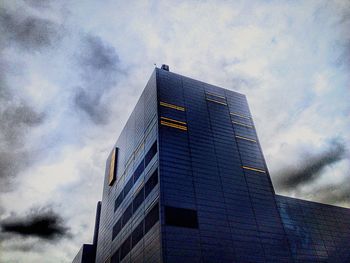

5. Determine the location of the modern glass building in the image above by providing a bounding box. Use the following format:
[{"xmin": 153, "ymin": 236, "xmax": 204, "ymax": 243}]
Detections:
[{"xmin": 73, "ymin": 66, "xmax": 350, "ymax": 263}]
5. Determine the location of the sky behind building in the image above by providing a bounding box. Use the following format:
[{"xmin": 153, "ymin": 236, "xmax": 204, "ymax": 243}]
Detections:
[{"xmin": 0, "ymin": 0, "xmax": 349, "ymax": 262}]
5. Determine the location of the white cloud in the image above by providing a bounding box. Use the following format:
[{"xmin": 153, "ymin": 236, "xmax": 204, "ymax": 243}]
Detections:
[{"xmin": 1, "ymin": 0, "xmax": 349, "ymax": 262}]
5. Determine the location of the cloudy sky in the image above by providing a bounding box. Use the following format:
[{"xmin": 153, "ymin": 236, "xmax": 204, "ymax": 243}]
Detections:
[{"xmin": 0, "ymin": 0, "xmax": 349, "ymax": 262}]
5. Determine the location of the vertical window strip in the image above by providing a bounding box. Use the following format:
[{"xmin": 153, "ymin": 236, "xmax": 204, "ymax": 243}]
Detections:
[
  {"xmin": 112, "ymin": 170, "xmax": 159, "ymax": 240},
  {"xmin": 108, "ymin": 148, "xmax": 118, "ymax": 186},
  {"xmin": 111, "ymin": 201, "xmax": 159, "ymax": 262},
  {"xmin": 114, "ymin": 141, "xmax": 157, "ymax": 212}
]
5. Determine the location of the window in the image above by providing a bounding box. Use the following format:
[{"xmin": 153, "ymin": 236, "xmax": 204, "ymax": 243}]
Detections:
[
  {"xmin": 133, "ymin": 187, "xmax": 145, "ymax": 213},
  {"xmin": 160, "ymin": 117, "xmax": 187, "ymax": 131},
  {"xmin": 205, "ymin": 92, "xmax": 227, "ymax": 105},
  {"xmin": 232, "ymin": 120, "xmax": 253, "ymax": 128},
  {"xmin": 114, "ymin": 193, "xmax": 124, "ymax": 211},
  {"xmin": 235, "ymin": 135, "xmax": 257, "ymax": 143},
  {"xmin": 145, "ymin": 170, "xmax": 158, "ymax": 197},
  {"xmin": 145, "ymin": 203, "xmax": 159, "ymax": 233},
  {"xmin": 122, "ymin": 204, "xmax": 133, "ymax": 227},
  {"xmin": 123, "ymin": 177, "xmax": 133, "ymax": 197},
  {"xmin": 108, "ymin": 148, "xmax": 118, "ymax": 186},
  {"xmin": 120, "ymin": 236, "xmax": 131, "ymax": 260},
  {"xmin": 111, "ymin": 249, "xmax": 120, "ymax": 263},
  {"xmin": 144, "ymin": 141, "xmax": 157, "ymax": 167},
  {"xmin": 133, "ymin": 160, "xmax": 144, "ymax": 183},
  {"xmin": 242, "ymin": 166, "xmax": 266, "ymax": 173},
  {"xmin": 160, "ymin": 101, "xmax": 185, "ymax": 111},
  {"xmin": 112, "ymin": 201, "xmax": 159, "ymax": 258},
  {"xmin": 112, "ymin": 219, "xmax": 122, "ymax": 240},
  {"xmin": 132, "ymin": 221, "xmax": 144, "ymax": 248},
  {"xmin": 165, "ymin": 206, "xmax": 198, "ymax": 228}
]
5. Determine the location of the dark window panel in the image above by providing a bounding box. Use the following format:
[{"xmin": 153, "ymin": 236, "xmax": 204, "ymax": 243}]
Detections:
[
  {"xmin": 145, "ymin": 203, "xmax": 159, "ymax": 234},
  {"xmin": 145, "ymin": 170, "xmax": 158, "ymax": 197},
  {"xmin": 122, "ymin": 203, "xmax": 133, "ymax": 227},
  {"xmin": 123, "ymin": 177, "xmax": 133, "ymax": 197},
  {"xmin": 144, "ymin": 141, "xmax": 157, "ymax": 167},
  {"xmin": 133, "ymin": 187, "xmax": 145, "ymax": 213},
  {"xmin": 111, "ymin": 249, "xmax": 120, "ymax": 263},
  {"xmin": 133, "ymin": 160, "xmax": 144, "ymax": 183},
  {"xmin": 112, "ymin": 219, "xmax": 122, "ymax": 240},
  {"xmin": 132, "ymin": 220, "xmax": 144, "ymax": 248},
  {"xmin": 165, "ymin": 206, "xmax": 198, "ymax": 229},
  {"xmin": 120, "ymin": 236, "xmax": 131, "ymax": 260},
  {"xmin": 114, "ymin": 193, "xmax": 124, "ymax": 211}
]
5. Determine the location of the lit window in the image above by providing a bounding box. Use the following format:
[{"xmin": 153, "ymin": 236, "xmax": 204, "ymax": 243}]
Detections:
[
  {"xmin": 160, "ymin": 101, "xmax": 185, "ymax": 111},
  {"xmin": 242, "ymin": 166, "xmax": 266, "ymax": 173},
  {"xmin": 108, "ymin": 148, "xmax": 118, "ymax": 186},
  {"xmin": 160, "ymin": 116, "xmax": 187, "ymax": 131}
]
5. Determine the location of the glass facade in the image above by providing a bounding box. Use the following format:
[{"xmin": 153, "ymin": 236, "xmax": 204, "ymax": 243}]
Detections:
[{"xmin": 75, "ymin": 68, "xmax": 350, "ymax": 263}]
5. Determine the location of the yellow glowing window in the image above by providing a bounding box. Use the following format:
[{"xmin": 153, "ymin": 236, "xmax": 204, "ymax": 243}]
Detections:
[
  {"xmin": 235, "ymin": 135, "xmax": 257, "ymax": 143},
  {"xmin": 160, "ymin": 116, "xmax": 187, "ymax": 131},
  {"xmin": 160, "ymin": 101, "xmax": 185, "ymax": 111},
  {"xmin": 109, "ymin": 148, "xmax": 118, "ymax": 186},
  {"xmin": 230, "ymin": 112, "xmax": 251, "ymax": 119},
  {"xmin": 232, "ymin": 121, "xmax": 253, "ymax": 128},
  {"xmin": 242, "ymin": 166, "xmax": 266, "ymax": 173},
  {"xmin": 160, "ymin": 116, "xmax": 186, "ymax": 125}
]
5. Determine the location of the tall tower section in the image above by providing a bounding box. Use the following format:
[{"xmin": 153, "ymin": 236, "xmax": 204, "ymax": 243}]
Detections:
[{"xmin": 95, "ymin": 66, "xmax": 294, "ymax": 263}]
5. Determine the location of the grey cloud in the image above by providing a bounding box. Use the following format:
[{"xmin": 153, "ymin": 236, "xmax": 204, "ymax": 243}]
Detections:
[
  {"xmin": 0, "ymin": 206, "xmax": 71, "ymax": 240},
  {"xmin": 0, "ymin": 7, "xmax": 62, "ymax": 50},
  {"xmin": 73, "ymin": 34, "xmax": 122, "ymax": 124},
  {"xmin": 0, "ymin": 64, "xmax": 45, "ymax": 191},
  {"xmin": 275, "ymin": 140, "xmax": 347, "ymax": 191},
  {"xmin": 24, "ymin": 0, "xmax": 53, "ymax": 10}
]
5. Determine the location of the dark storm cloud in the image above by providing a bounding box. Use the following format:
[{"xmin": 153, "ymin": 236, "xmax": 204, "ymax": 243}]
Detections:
[
  {"xmin": 0, "ymin": 206, "xmax": 70, "ymax": 240},
  {"xmin": 73, "ymin": 34, "xmax": 121, "ymax": 124},
  {"xmin": 309, "ymin": 181, "xmax": 350, "ymax": 206},
  {"xmin": 275, "ymin": 140, "xmax": 346, "ymax": 191},
  {"xmin": 0, "ymin": 6, "xmax": 62, "ymax": 51}
]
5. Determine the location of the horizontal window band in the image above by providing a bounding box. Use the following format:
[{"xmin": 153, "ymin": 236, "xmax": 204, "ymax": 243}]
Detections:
[
  {"xmin": 160, "ymin": 116, "xmax": 187, "ymax": 125},
  {"xmin": 206, "ymin": 98, "xmax": 228, "ymax": 105},
  {"xmin": 230, "ymin": 112, "xmax": 251, "ymax": 119},
  {"xmin": 160, "ymin": 101, "xmax": 185, "ymax": 111},
  {"xmin": 235, "ymin": 135, "xmax": 257, "ymax": 143},
  {"xmin": 242, "ymin": 166, "xmax": 266, "ymax": 173},
  {"xmin": 205, "ymin": 91, "xmax": 226, "ymax": 99},
  {"xmin": 232, "ymin": 121, "xmax": 253, "ymax": 128},
  {"xmin": 160, "ymin": 121, "xmax": 187, "ymax": 131}
]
